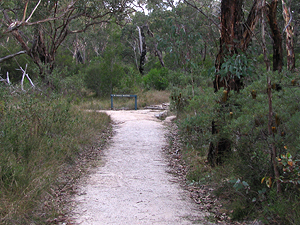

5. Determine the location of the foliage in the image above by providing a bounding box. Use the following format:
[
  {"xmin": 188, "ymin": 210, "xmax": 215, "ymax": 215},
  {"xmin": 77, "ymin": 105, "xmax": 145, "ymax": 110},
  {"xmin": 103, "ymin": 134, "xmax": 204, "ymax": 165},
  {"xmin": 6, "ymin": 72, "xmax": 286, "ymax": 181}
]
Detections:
[
  {"xmin": 114, "ymin": 66, "xmax": 142, "ymax": 94},
  {"xmin": 278, "ymin": 152, "xmax": 300, "ymax": 187},
  {"xmin": 82, "ymin": 23, "xmax": 142, "ymax": 96},
  {"xmin": 143, "ymin": 67, "xmax": 169, "ymax": 90},
  {"xmin": 217, "ymin": 53, "xmax": 256, "ymax": 80},
  {"xmin": 43, "ymin": 62, "xmax": 86, "ymax": 96},
  {"xmin": 84, "ymin": 57, "xmax": 124, "ymax": 96},
  {"xmin": 150, "ymin": 4, "xmax": 212, "ymax": 71}
]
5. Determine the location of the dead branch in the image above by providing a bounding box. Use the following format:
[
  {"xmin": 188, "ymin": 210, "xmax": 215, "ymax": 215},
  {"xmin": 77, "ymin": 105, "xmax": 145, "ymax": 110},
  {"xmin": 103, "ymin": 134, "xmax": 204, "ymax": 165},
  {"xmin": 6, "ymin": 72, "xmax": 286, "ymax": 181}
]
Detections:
[
  {"xmin": 25, "ymin": 0, "xmax": 42, "ymax": 23},
  {"xmin": 18, "ymin": 64, "xmax": 35, "ymax": 91},
  {"xmin": 0, "ymin": 50, "xmax": 27, "ymax": 63},
  {"xmin": 0, "ymin": 72, "xmax": 11, "ymax": 85}
]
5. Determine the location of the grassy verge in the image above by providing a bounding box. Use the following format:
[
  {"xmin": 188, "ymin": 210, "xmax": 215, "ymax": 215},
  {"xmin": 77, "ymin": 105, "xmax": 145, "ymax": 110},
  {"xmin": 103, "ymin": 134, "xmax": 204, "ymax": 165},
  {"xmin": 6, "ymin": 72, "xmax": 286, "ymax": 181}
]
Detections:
[{"xmin": 0, "ymin": 91, "xmax": 111, "ymax": 224}]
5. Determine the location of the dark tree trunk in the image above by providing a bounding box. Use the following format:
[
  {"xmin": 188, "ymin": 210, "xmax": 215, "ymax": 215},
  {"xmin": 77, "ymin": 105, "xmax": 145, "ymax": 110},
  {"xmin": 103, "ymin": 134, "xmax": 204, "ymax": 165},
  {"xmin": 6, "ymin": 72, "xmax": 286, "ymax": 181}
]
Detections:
[
  {"xmin": 241, "ymin": 0, "xmax": 263, "ymax": 51},
  {"xmin": 266, "ymin": 0, "xmax": 283, "ymax": 72},
  {"xmin": 214, "ymin": 0, "xmax": 243, "ymax": 92},
  {"xmin": 30, "ymin": 29, "xmax": 55, "ymax": 79},
  {"xmin": 12, "ymin": 27, "xmax": 56, "ymax": 80},
  {"xmin": 215, "ymin": 0, "xmax": 243, "ymax": 70},
  {"xmin": 138, "ymin": 25, "xmax": 165, "ymax": 74},
  {"xmin": 139, "ymin": 26, "xmax": 147, "ymax": 75},
  {"xmin": 214, "ymin": 0, "xmax": 263, "ymax": 92},
  {"xmin": 261, "ymin": 0, "xmax": 271, "ymax": 71}
]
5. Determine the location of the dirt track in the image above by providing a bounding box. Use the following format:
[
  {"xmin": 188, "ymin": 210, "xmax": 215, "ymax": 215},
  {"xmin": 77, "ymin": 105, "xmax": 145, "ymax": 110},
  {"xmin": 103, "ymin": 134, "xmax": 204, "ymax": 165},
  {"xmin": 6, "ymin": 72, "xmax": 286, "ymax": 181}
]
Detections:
[{"xmin": 71, "ymin": 109, "xmax": 210, "ymax": 224}]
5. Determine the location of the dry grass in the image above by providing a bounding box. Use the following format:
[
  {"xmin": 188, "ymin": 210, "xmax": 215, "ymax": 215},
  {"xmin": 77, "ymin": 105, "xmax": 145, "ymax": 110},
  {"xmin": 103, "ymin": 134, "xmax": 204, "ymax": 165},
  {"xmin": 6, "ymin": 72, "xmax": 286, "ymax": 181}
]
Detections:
[
  {"xmin": 0, "ymin": 95, "xmax": 111, "ymax": 224},
  {"xmin": 78, "ymin": 90, "xmax": 170, "ymax": 110},
  {"xmin": 138, "ymin": 90, "xmax": 170, "ymax": 107}
]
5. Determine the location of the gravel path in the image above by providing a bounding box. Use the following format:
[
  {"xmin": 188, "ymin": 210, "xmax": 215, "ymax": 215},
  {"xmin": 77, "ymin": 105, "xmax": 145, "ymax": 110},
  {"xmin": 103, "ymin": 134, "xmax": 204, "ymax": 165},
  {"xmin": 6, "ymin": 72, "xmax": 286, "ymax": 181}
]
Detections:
[{"xmin": 71, "ymin": 109, "xmax": 209, "ymax": 224}]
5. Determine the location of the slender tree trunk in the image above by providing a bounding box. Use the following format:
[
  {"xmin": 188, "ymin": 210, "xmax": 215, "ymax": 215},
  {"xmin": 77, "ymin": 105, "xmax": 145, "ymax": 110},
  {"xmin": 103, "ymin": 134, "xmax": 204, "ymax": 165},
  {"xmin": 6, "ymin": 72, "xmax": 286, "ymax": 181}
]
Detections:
[
  {"xmin": 266, "ymin": 0, "xmax": 283, "ymax": 72},
  {"xmin": 202, "ymin": 42, "xmax": 206, "ymax": 62},
  {"xmin": 267, "ymin": 75, "xmax": 282, "ymax": 193},
  {"xmin": 133, "ymin": 43, "xmax": 139, "ymax": 71},
  {"xmin": 153, "ymin": 43, "xmax": 165, "ymax": 67},
  {"xmin": 281, "ymin": 0, "xmax": 295, "ymax": 71}
]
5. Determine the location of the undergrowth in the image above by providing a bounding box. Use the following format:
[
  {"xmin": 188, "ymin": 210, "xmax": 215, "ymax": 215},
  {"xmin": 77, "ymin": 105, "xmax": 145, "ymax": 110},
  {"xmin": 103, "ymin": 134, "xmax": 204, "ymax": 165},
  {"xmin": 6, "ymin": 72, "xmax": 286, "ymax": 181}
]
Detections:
[{"xmin": 172, "ymin": 68, "xmax": 300, "ymax": 224}]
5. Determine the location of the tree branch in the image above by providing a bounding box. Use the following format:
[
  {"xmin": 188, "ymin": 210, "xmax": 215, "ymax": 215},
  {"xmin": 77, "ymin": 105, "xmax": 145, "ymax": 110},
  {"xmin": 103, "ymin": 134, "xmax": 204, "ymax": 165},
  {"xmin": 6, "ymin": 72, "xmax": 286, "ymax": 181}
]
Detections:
[
  {"xmin": 25, "ymin": 0, "xmax": 42, "ymax": 22},
  {"xmin": 184, "ymin": 0, "xmax": 221, "ymax": 31},
  {"xmin": 0, "ymin": 50, "xmax": 27, "ymax": 63},
  {"xmin": 4, "ymin": 1, "xmax": 74, "ymax": 34}
]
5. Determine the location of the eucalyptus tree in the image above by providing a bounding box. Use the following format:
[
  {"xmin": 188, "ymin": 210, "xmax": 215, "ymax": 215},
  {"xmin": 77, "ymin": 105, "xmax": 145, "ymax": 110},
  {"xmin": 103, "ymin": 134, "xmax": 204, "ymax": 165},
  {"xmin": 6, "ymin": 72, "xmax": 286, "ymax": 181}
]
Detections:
[
  {"xmin": 121, "ymin": 10, "xmax": 167, "ymax": 74},
  {"xmin": 145, "ymin": 1, "xmax": 220, "ymax": 73},
  {"xmin": 0, "ymin": 0, "xmax": 135, "ymax": 81}
]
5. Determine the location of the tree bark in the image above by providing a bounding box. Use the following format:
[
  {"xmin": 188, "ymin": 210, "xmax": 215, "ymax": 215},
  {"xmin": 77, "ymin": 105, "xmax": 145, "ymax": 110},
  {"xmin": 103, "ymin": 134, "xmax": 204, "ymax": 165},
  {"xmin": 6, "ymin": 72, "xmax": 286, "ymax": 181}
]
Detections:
[
  {"xmin": 214, "ymin": 0, "xmax": 262, "ymax": 92},
  {"xmin": 266, "ymin": 0, "xmax": 283, "ymax": 72},
  {"xmin": 281, "ymin": 0, "xmax": 295, "ymax": 71},
  {"xmin": 215, "ymin": 0, "xmax": 243, "ymax": 67},
  {"xmin": 240, "ymin": 0, "xmax": 263, "ymax": 51},
  {"xmin": 214, "ymin": 0, "xmax": 243, "ymax": 92}
]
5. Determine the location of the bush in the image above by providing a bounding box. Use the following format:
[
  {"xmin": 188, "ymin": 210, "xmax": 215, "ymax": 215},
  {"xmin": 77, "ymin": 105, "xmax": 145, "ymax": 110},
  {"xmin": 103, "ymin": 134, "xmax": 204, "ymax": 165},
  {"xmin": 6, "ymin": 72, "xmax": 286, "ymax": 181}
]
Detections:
[
  {"xmin": 173, "ymin": 69, "xmax": 300, "ymax": 223},
  {"xmin": 114, "ymin": 66, "xmax": 142, "ymax": 94},
  {"xmin": 84, "ymin": 59, "xmax": 124, "ymax": 96},
  {"xmin": 45, "ymin": 66, "xmax": 85, "ymax": 96},
  {"xmin": 143, "ymin": 67, "xmax": 169, "ymax": 90}
]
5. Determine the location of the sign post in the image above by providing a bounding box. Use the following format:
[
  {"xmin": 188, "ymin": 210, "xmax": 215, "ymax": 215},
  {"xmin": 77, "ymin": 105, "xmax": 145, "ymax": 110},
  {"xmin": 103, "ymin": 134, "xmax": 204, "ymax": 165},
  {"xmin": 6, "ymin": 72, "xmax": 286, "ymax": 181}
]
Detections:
[{"xmin": 111, "ymin": 94, "xmax": 137, "ymax": 110}]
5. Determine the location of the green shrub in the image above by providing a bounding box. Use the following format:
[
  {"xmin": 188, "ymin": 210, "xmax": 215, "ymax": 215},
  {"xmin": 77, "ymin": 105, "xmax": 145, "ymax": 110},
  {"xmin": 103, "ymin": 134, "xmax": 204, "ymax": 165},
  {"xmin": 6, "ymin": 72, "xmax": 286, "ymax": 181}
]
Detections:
[
  {"xmin": 84, "ymin": 44, "xmax": 130, "ymax": 97},
  {"xmin": 114, "ymin": 66, "xmax": 142, "ymax": 94},
  {"xmin": 143, "ymin": 67, "xmax": 169, "ymax": 90}
]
